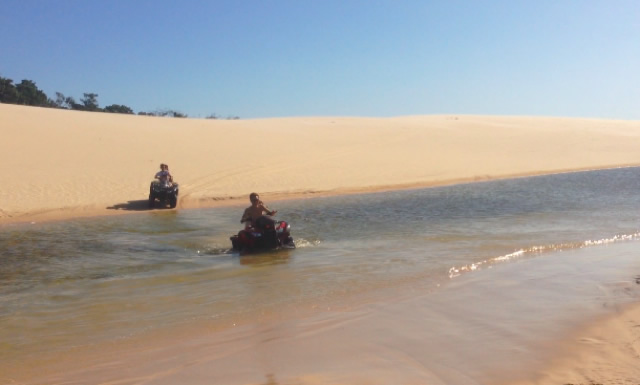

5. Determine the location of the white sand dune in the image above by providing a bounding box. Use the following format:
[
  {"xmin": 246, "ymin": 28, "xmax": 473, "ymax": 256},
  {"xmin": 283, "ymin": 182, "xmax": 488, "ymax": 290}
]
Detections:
[{"xmin": 2, "ymin": 103, "xmax": 640, "ymax": 224}]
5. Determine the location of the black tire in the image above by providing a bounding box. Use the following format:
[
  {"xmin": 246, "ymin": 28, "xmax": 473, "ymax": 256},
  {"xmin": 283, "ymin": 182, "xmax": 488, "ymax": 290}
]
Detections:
[
  {"xmin": 168, "ymin": 194, "xmax": 177, "ymax": 208},
  {"xmin": 148, "ymin": 194, "xmax": 155, "ymax": 208}
]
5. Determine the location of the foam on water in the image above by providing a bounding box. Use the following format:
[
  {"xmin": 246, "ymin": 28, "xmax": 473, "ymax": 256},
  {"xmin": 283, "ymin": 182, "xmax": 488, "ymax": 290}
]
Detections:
[{"xmin": 449, "ymin": 231, "xmax": 640, "ymax": 278}]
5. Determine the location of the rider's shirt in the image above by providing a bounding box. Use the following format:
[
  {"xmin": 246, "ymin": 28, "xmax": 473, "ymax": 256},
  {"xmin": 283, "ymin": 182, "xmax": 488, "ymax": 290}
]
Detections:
[
  {"xmin": 155, "ymin": 170, "xmax": 171, "ymax": 181},
  {"xmin": 241, "ymin": 204, "xmax": 272, "ymax": 224}
]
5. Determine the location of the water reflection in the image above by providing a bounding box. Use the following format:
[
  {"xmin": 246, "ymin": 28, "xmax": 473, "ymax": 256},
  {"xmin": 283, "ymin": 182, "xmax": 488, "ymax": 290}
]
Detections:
[{"xmin": 238, "ymin": 249, "xmax": 293, "ymax": 266}]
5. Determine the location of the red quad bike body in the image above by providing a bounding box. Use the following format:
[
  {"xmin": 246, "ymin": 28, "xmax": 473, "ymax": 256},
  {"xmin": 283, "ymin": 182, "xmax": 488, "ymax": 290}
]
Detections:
[{"xmin": 230, "ymin": 220, "xmax": 295, "ymax": 252}]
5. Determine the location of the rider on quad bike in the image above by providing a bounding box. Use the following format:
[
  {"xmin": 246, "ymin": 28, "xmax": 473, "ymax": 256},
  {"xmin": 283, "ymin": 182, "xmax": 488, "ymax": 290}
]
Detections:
[
  {"xmin": 240, "ymin": 192, "xmax": 278, "ymax": 230},
  {"xmin": 231, "ymin": 193, "xmax": 294, "ymax": 252},
  {"xmin": 149, "ymin": 163, "xmax": 179, "ymax": 208}
]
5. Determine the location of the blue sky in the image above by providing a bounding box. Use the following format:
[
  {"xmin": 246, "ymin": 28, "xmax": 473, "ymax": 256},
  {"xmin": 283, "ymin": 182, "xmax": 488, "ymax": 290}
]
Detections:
[{"xmin": 1, "ymin": 1, "xmax": 639, "ymax": 119}]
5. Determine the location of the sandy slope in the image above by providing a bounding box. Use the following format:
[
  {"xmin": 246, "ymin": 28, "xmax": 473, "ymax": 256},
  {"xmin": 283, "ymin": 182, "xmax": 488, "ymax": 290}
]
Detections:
[{"xmin": 2, "ymin": 103, "xmax": 640, "ymax": 224}]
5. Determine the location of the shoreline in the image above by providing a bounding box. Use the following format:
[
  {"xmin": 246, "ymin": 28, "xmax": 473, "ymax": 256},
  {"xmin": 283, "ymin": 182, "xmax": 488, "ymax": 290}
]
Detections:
[
  {"xmin": 509, "ymin": 300, "xmax": 640, "ymax": 385},
  {"xmin": 4, "ymin": 104, "xmax": 640, "ymax": 225},
  {"xmin": 3, "ymin": 164, "xmax": 640, "ymax": 226}
]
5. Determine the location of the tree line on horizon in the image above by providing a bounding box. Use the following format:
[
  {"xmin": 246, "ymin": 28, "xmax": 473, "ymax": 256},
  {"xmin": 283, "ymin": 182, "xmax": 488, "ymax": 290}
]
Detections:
[{"xmin": 0, "ymin": 75, "xmax": 238, "ymax": 119}]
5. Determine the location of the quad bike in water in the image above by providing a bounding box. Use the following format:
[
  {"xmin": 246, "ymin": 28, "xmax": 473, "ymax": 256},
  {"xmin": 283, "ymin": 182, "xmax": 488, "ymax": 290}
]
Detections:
[
  {"xmin": 230, "ymin": 217, "xmax": 295, "ymax": 253},
  {"xmin": 148, "ymin": 181, "xmax": 179, "ymax": 208}
]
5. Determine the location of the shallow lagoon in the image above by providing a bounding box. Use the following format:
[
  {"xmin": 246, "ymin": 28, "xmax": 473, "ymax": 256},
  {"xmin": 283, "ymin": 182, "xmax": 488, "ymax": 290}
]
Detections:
[{"xmin": 2, "ymin": 168, "xmax": 640, "ymax": 383}]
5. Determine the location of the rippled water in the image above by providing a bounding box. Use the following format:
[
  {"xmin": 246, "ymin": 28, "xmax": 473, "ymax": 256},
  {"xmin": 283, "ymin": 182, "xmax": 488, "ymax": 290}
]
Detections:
[{"xmin": 2, "ymin": 167, "xmax": 640, "ymax": 367}]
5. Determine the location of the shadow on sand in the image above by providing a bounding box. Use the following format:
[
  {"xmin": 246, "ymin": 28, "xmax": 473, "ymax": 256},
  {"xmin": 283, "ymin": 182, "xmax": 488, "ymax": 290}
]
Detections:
[{"xmin": 106, "ymin": 200, "xmax": 152, "ymax": 211}]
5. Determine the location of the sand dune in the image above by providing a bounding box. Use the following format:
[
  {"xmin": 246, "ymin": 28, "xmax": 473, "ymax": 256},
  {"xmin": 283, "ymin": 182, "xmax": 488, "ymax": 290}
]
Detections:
[{"xmin": 2, "ymin": 103, "xmax": 640, "ymax": 224}]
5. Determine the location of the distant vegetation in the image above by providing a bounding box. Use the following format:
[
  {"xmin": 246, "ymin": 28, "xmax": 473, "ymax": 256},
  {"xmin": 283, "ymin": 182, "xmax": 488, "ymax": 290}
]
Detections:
[{"xmin": 0, "ymin": 75, "xmax": 239, "ymax": 119}]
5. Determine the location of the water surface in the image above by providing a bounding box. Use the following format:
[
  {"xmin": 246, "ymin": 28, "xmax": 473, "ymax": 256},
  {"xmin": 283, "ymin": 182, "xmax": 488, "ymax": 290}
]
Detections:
[{"xmin": 2, "ymin": 167, "xmax": 640, "ymax": 379}]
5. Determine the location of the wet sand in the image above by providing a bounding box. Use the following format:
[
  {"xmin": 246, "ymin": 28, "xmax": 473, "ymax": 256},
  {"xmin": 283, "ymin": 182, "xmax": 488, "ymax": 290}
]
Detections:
[{"xmin": 513, "ymin": 303, "xmax": 640, "ymax": 385}]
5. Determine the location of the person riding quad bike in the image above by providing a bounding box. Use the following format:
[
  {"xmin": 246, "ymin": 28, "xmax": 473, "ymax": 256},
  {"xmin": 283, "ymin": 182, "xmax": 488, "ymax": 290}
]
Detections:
[
  {"xmin": 231, "ymin": 193, "xmax": 294, "ymax": 252},
  {"xmin": 149, "ymin": 163, "xmax": 179, "ymax": 208}
]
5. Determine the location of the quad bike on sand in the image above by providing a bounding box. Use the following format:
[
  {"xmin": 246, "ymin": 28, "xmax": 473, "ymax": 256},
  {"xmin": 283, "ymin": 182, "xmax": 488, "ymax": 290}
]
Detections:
[{"xmin": 149, "ymin": 181, "xmax": 179, "ymax": 208}]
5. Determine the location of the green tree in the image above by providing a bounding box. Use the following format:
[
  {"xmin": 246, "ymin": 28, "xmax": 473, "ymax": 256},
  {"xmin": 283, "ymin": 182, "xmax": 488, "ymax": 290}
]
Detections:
[
  {"xmin": 0, "ymin": 76, "xmax": 20, "ymax": 104},
  {"xmin": 172, "ymin": 111, "xmax": 187, "ymax": 118},
  {"xmin": 15, "ymin": 79, "xmax": 48, "ymax": 106},
  {"xmin": 54, "ymin": 92, "xmax": 69, "ymax": 108},
  {"xmin": 80, "ymin": 92, "xmax": 100, "ymax": 111},
  {"xmin": 154, "ymin": 109, "xmax": 187, "ymax": 118},
  {"xmin": 66, "ymin": 96, "xmax": 84, "ymax": 110},
  {"xmin": 104, "ymin": 104, "xmax": 134, "ymax": 114},
  {"xmin": 2, "ymin": 74, "xmax": 239, "ymax": 119}
]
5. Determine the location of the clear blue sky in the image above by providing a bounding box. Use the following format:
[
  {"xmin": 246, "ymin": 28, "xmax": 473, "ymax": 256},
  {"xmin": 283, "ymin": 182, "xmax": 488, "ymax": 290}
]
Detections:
[{"xmin": 1, "ymin": 1, "xmax": 639, "ymax": 119}]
